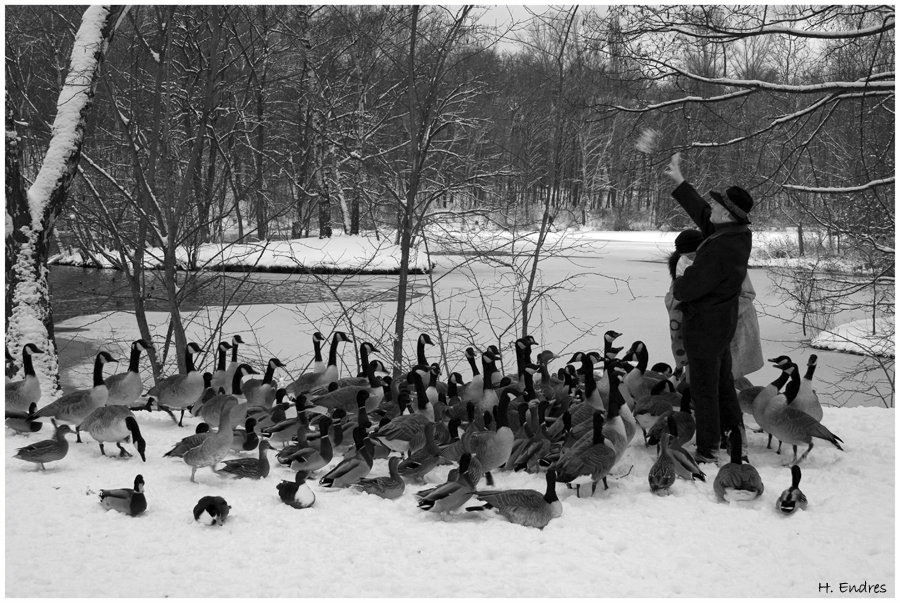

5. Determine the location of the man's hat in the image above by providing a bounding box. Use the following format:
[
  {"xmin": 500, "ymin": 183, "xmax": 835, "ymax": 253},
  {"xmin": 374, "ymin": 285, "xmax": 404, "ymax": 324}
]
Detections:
[{"xmin": 709, "ymin": 187, "xmax": 753, "ymax": 224}]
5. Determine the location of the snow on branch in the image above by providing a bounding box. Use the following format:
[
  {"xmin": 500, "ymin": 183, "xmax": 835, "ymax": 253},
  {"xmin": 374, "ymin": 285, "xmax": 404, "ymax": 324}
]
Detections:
[
  {"xmin": 782, "ymin": 177, "xmax": 895, "ymax": 195},
  {"xmin": 669, "ymin": 17, "xmax": 895, "ymax": 42},
  {"xmin": 664, "ymin": 64, "xmax": 894, "ymax": 95},
  {"xmin": 25, "ymin": 5, "xmax": 120, "ymax": 231}
]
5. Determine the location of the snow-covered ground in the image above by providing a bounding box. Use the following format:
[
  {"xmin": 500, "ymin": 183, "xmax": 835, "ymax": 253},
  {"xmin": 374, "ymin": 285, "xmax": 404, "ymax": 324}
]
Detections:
[{"xmin": 8, "ymin": 230, "xmax": 894, "ymax": 597}]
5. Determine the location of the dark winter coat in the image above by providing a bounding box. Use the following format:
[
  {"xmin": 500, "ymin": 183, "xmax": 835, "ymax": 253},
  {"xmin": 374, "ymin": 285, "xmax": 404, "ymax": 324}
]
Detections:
[{"xmin": 671, "ymin": 181, "xmax": 752, "ymax": 359}]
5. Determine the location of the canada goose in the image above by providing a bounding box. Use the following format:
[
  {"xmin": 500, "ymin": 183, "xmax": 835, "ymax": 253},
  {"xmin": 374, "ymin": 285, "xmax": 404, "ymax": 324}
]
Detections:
[
  {"xmin": 647, "ymin": 387, "xmax": 696, "ymax": 449},
  {"xmin": 319, "ymin": 426, "xmax": 374, "ymax": 488},
  {"xmin": 251, "ymin": 389, "xmax": 289, "ymax": 431},
  {"xmin": 504, "ymin": 335, "xmax": 538, "ymax": 386},
  {"xmin": 398, "ymin": 422, "xmax": 449, "ymax": 481},
  {"xmin": 468, "ymin": 468, "xmax": 563, "ymax": 529},
  {"xmin": 221, "ymin": 334, "xmax": 245, "ymax": 392},
  {"xmin": 502, "ymin": 401, "xmax": 534, "ymax": 470},
  {"xmin": 30, "ymin": 351, "xmax": 117, "ymax": 442},
  {"xmin": 648, "ymin": 415, "xmax": 678, "ymax": 496},
  {"xmin": 285, "ymin": 331, "xmax": 352, "ymax": 396},
  {"xmin": 713, "ymin": 428, "xmax": 764, "ymax": 502},
  {"xmin": 99, "ymin": 474, "xmax": 147, "ymax": 516},
  {"xmin": 192, "ymin": 372, "xmax": 216, "ymax": 414},
  {"xmin": 634, "ymin": 379, "xmax": 677, "ymax": 444},
  {"xmin": 6, "ymin": 403, "xmax": 43, "ymax": 435},
  {"xmin": 554, "ymin": 411, "xmax": 617, "ymax": 497},
  {"xmin": 794, "ymin": 354, "xmax": 823, "ymax": 421},
  {"xmin": 219, "ymin": 440, "xmax": 273, "ymax": 479},
  {"xmin": 776, "ymin": 464, "xmax": 808, "ymax": 515},
  {"xmin": 146, "ymin": 342, "xmax": 204, "ymax": 426},
  {"xmin": 750, "ymin": 357, "xmax": 793, "ymax": 449},
  {"xmin": 284, "ymin": 416, "xmax": 334, "ymax": 472},
  {"xmin": 409, "ymin": 333, "xmax": 435, "ymax": 384},
  {"xmin": 164, "ymin": 423, "xmax": 211, "ymax": 457},
  {"xmin": 603, "ymin": 361, "xmax": 635, "ymax": 463},
  {"xmin": 763, "ymin": 361, "xmax": 843, "ymax": 465},
  {"xmin": 193, "ymin": 495, "xmax": 231, "ymax": 525},
  {"xmin": 309, "ymin": 361, "xmax": 384, "ymax": 413},
  {"xmin": 572, "ymin": 353, "xmax": 604, "ymax": 411},
  {"xmin": 13, "ymin": 423, "xmax": 73, "ymax": 470},
  {"xmin": 209, "ymin": 340, "xmax": 233, "ymax": 394},
  {"xmin": 415, "ymin": 452, "xmax": 478, "ymax": 514},
  {"xmin": 513, "ymin": 401, "xmax": 551, "ymax": 473},
  {"xmin": 536, "ymin": 354, "xmax": 567, "ymax": 402},
  {"xmin": 6, "ymin": 344, "xmax": 43, "ymax": 413},
  {"xmin": 183, "ymin": 400, "xmax": 244, "ymax": 483},
  {"xmin": 370, "ymin": 395, "xmax": 431, "ymax": 456},
  {"xmin": 473, "ymin": 349, "xmax": 501, "ymax": 415},
  {"xmin": 463, "ymin": 389, "xmax": 515, "ymax": 487},
  {"xmin": 260, "ymin": 397, "xmax": 312, "ymax": 447},
  {"xmin": 622, "ymin": 340, "xmax": 667, "ymax": 402},
  {"xmin": 242, "ymin": 357, "xmax": 285, "ymax": 408},
  {"xmin": 198, "ymin": 364, "xmax": 258, "ymax": 429},
  {"xmin": 309, "ymin": 332, "xmax": 327, "ymax": 374},
  {"xmin": 354, "ymin": 456, "xmax": 406, "ymax": 499},
  {"xmin": 277, "ymin": 471, "xmax": 316, "ymax": 509},
  {"xmin": 78, "ymin": 405, "xmax": 147, "ymax": 461},
  {"xmin": 231, "ymin": 417, "xmax": 260, "ymax": 453}
]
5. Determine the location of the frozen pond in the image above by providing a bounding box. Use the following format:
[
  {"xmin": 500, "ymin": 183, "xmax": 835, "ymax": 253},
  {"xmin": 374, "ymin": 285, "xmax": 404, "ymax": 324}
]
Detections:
[{"xmin": 53, "ymin": 237, "xmax": 891, "ymax": 408}]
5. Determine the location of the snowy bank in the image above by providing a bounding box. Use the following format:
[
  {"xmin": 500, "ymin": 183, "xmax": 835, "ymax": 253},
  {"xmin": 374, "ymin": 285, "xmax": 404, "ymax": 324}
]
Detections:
[
  {"xmin": 812, "ymin": 317, "xmax": 895, "ymax": 358},
  {"xmin": 49, "ymin": 234, "xmax": 431, "ymax": 274}
]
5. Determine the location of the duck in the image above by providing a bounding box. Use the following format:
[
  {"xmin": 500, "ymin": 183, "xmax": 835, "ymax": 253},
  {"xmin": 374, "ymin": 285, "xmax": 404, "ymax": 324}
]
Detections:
[
  {"xmin": 319, "ymin": 426, "xmax": 374, "ymax": 488},
  {"xmin": 78, "ymin": 405, "xmax": 147, "ymax": 461},
  {"xmin": 415, "ymin": 452, "xmax": 478, "ymax": 514},
  {"xmin": 104, "ymin": 339, "xmax": 154, "ymax": 407},
  {"xmin": 713, "ymin": 428, "xmax": 765, "ymax": 502},
  {"xmin": 260, "ymin": 396, "xmax": 313, "ymax": 446},
  {"xmin": 251, "ymin": 390, "xmax": 290, "ymax": 431},
  {"xmin": 99, "ymin": 474, "xmax": 147, "ymax": 516},
  {"xmin": 231, "ymin": 417, "xmax": 260, "ymax": 453},
  {"xmin": 776, "ymin": 464, "xmax": 809, "ymax": 515},
  {"xmin": 197, "ymin": 364, "xmax": 258, "ymax": 429},
  {"xmin": 398, "ymin": 422, "xmax": 448, "ymax": 482},
  {"xmin": 30, "ymin": 351, "xmax": 117, "ymax": 442},
  {"xmin": 13, "ymin": 423, "xmax": 73, "ymax": 470},
  {"xmin": 208, "ymin": 340, "xmax": 233, "ymax": 394},
  {"xmin": 220, "ymin": 334, "xmax": 245, "ymax": 392},
  {"xmin": 668, "ymin": 439, "xmax": 707, "ymax": 483},
  {"xmin": 164, "ymin": 423, "xmax": 211, "ymax": 457},
  {"xmin": 553, "ymin": 410, "xmax": 617, "ymax": 497},
  {"xmin": 762, "ymin": 360, "xmax": 843, "ymax": 465},
  {"xmin": 183, "ymin": 400, "xmax": 244, "ymax": 482},
  {"xmin": 622, "ymin": 340, "xmax": 667, "ymax": 402},
  {"xmin": 467, "ymin": 468, "xmax": 563, "ymax": 529},
  {"xmin": 193, "ymin": 495, "xmax": 231, "ymax": 525},
  {"xmin": 6, "ymin": 402, "xmax": 43, "ymax": 435},
  {"xmin": 463, "ymin": 389, "xmax": 515, "ymax": 487},
  {"xmin": 146, "ymin": 342, "xmax": 205, "ymax": 426},
  {"xmin": 794, "ymin": 354, "xmax": 823, "ymax": 421},
  {"xmin": 353, "ymin": 456, "xmax": 406, "ymax": 499},
  {"xmin": 6, "ymin": 343, "xmax": 43, "ymax": 413},
  {"xmin": 219, "ymin": 440, "xmax": 273, "ymax": 479},
  {"xmin": 648, "ymin": 415, "xmax": 677, "ymax": 496},
  {"xmin": 285, "ymin": 331, "xmax": 352, "ymax": 396},
  {"xmin": 277, "ymin": 471, "xmax": 316, "ymax": 509},
  {"xmin": 370, "ymin": 391, "xmax": 432, "ymax": 456},
  {"xmin": 242, "ymin": 357, "xmax": 285, "ymax": 408},
  {"xmin": 284, "ymin": 416, "xmax": 334, "ymax": 472}
]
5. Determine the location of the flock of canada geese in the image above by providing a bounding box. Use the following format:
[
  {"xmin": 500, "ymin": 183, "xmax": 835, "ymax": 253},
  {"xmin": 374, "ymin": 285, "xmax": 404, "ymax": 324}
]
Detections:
[{"xmin": 6, "ymin": 330, "xmax": 843, "ymax": 528}]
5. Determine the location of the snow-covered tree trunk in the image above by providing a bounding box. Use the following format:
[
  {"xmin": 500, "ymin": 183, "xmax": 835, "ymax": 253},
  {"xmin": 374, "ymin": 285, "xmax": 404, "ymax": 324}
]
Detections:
[{"xmin": 4, "ymin": 5, "xmax": 126, "ymax": 392}]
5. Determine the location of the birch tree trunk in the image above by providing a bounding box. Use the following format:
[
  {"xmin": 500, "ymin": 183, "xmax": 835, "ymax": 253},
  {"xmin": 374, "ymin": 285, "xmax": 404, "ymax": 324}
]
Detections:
[{"xmin": 5, "ymin": 5, "xmax": 126, "ymax": 391}]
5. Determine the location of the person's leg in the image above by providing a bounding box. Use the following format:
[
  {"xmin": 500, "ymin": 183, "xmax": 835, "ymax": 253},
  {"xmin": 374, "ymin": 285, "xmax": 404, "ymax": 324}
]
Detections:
[
  {"xmin": 687, "ymin": 354, "xmax": 720, "ymax": 457},
  {"xmin": 718, "ymin": 348, "xmax": 744, "ymax": 449}
]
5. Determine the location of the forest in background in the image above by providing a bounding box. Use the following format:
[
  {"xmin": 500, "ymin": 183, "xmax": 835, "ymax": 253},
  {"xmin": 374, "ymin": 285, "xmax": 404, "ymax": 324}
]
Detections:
[{"xmin": 5, "ymin": 5, "xmax": 894, "ymax": 396}]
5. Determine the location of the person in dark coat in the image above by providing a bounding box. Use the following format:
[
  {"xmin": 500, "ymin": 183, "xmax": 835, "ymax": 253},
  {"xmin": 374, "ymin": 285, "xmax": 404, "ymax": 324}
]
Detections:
[{"xmin": 663, "ymin": 153, "xmax": 753, "ymax": 463}]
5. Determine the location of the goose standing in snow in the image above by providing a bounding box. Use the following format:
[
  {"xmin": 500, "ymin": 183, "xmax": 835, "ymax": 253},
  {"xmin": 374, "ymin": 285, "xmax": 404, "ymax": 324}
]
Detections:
[
  {"xmin": 30, "ymin": 351, "xmax": 117, "ymax": 442},
  {"xmin": 220, "ymin": 334, "xmax": 245, "ymax": 392},
  {"xmin": 463, "ymin": 389, "xmax": 514, "ymax": 487},
  {"xmin": 762, "ymin": 360, "xmax": 843, "ymax": 465},
  {"xmin": 13, "ymin": 423, "xmax": 74, "ymax": 470},
  {"xmin": 208, "ymin": 341, "xmax": 233, "ymax": 394},
  {"xmin": 78, "ymin": 405, "xmax": 147, "ymax": 461},
  {"xmin": 99, "ymin": 474, "xmax": 147, "ymax": 517},
  {"xmin": 197, "ymin": 364, "xmax": 257, "ymax": 429},
  {"xmin": 193, "ymin": 495, "xmax": 231, "ymax": 525},
  {"xmin": 794, "ymin": 354, "xmax": 823, "ymax": 421},
  {"xmin": 285, "ymin": 331, "xmax": 352, "ymax": 396},
  {"xmin": 242, "ymin": 357, "xmax": 285, "ymax": 408},
  {"xmin": 553, "ymin": 411, "xmax": 617, "ymax": 497},
  {"xmin": 468, "ymin": 468, "xmax": 563, "ymax": 529},
  {"xmin": 713, "ymin": 428, "xmax": 764, "ymax": 502},
  {"xmin": 776, "ymin": 464, "xmax": 809, "ymax": 515},
  {"xmin": 183, "ymin": 401, "xmax": 243, "ymax": 483},
  {"xmin": 146, "ymin": 342, "xmax": 205, "ymax": 427},
  {"xmin": 749, "ymin": 357, "xmax": 793, "ymax": 449},
  {"xmin": 6, "ymin": 344, "xmax": 43, "ymax": 413}
]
